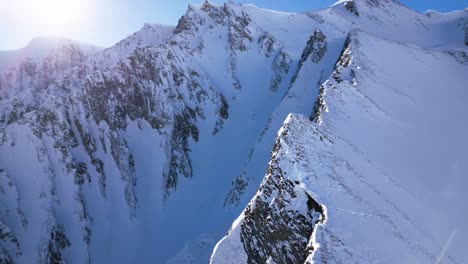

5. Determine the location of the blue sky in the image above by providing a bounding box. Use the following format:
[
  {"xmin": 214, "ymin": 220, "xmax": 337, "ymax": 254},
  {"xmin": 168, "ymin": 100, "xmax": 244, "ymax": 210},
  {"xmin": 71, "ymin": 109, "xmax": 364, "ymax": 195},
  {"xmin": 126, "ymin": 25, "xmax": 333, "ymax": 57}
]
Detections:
[{"xmin": 0, "ymin": 0, "xmax": 467, "ymax": 50}]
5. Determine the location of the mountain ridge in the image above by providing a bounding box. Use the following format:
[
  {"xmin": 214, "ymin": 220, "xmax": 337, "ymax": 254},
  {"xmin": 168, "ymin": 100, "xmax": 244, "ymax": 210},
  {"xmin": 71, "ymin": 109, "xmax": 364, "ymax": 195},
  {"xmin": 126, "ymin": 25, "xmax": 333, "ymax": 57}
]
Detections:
[{"xmin": 211, "ymin": 27, "xmax": 468, "ymax": 263}]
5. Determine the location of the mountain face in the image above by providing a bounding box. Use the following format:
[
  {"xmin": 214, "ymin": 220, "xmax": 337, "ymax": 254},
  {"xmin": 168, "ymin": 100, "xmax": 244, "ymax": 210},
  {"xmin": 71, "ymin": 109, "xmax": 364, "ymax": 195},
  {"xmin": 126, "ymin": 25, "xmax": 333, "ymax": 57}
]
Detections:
[
  {"xmin": 211, "ymin": 28, "xmax": 468, "ymax": 264},
  {"xmin": 0, "ymin": 0, "xmax": 467, "ymax": 263}
]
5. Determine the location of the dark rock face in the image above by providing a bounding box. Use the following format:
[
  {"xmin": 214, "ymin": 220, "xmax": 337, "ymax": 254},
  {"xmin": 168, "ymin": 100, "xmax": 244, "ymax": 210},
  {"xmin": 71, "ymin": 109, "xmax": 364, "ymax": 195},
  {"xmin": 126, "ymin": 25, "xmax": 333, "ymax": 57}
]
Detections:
[
  {"xmin": 226, "ymin": 8, "xmax": 253, "ymax": 53},
  {"xmin": 0, "ymin": 221, "xmax": 20, "ymax": 263},
  {"xmin": 365, "ymin": 0, "xmax": 380, "ymax": 7},
  {"xmin": 331, "ymin": 34, "xmax": 354, "ymax": 84},
  {"xmin": 46, "ymin": 225, "xmax": 70, "ymax": 264},
  {"xmin": 257, "ymin": 32, "xmax": 276, "ymax": 58},
  {"xmin": 289, "ymin": 29, "xmax": 328, "ymax": 89},
  {"xmin": 310, "ymin": 84, "xmax": 327, "ymax": 124},
  {"xmin": 174, "ymin": 5, "xmax": 201, "ymax": 35},
  {"xmin": 270, "ymin": 50, "xmax": 292, "ymax": 92},
  {"xmin": 224, "ymin": 4, "xmax": 254, "ymax": 91},
  {"xmin": 0, "ymin": 251, "xmax": 13, "ymax": 264},
  {"xmin": 365, "ymin": 0, "xmax": 402, "ymax": 8},
  {"xmin": 163, "ymin": 109, "xmax": 199, "ymax": 194},
  {"xmin": 448, "ymin": 50, "xmax": 468, "ymax": 64},
  {"xmin": 311, "ymin": 34, "xmax": 352, "ymax": 124},
  {"xmin": 344, "ymin": 0, "xmax": 359, "ymax": 16},
  {"xmin": 223, "ymin": 176, "xmax": 248, "ymax": 207},
  {"xmin": 0, "ymin": 169, "xmax": 23, "ymax": 263},
  {"xmin": 239, "ymin": 135, "xmax": 325, "ymax": 264},
  {"xmin": 307, "ymin": 29, "xmax": 328, "ymax": 64},
  {"xmin": 213, "ymin": 94, "xmax": 229, "ymax": 135}
]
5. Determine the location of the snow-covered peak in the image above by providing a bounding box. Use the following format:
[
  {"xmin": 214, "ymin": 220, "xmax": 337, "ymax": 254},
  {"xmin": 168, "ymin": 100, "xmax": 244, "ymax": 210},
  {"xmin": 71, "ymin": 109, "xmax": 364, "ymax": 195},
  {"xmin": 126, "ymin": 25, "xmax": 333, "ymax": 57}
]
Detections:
[
  {"xmin": 23, "ymin": 36, "xmax": 70, "ymax": 53},
  {"xmin": 0, "ymin": 37, "xmax": 101, "ymax": 74},
  {"xmin": 331, "ymin": 0, "xmax": 401, "ymax": 8},
  {"xmin": 315, "ymin": 0, "xmax": 468, "ymax": 48},
  {"xmin": 112, "ymin": 23, "xmax": 175, "ymax": 48},
  {"xmin": 92, "ymin": 23, "xmax": 175, "ymax": 69}
]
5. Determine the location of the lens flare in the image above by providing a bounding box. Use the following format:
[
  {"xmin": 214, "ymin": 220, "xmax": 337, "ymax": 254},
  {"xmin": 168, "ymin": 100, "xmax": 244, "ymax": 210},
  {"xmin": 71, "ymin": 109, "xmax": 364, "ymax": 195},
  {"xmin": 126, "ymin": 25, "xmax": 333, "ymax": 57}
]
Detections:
[{"xmin": 5, "ymin": 0, "xmax": 90, "ymax": 37}]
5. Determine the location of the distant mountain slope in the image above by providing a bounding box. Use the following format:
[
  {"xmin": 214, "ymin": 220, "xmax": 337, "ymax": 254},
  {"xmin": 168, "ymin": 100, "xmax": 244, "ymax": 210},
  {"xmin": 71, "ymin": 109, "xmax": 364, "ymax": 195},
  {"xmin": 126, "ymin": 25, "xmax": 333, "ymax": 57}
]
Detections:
[
  {"xmin": 0, "ymin": 0, "xmax": 466, "ymax": 263},
  {"xmin": 0, "ymin": 37, "xmax": 102, "ymax": 73}
]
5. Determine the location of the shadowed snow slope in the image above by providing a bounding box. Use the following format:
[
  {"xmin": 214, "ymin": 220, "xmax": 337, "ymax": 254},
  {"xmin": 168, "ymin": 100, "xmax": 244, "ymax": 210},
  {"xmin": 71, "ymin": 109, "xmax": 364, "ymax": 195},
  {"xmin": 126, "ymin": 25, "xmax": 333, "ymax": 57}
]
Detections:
[{"xmin": 0, "ymin": 0, "xmax": 467, "ymax": 263}]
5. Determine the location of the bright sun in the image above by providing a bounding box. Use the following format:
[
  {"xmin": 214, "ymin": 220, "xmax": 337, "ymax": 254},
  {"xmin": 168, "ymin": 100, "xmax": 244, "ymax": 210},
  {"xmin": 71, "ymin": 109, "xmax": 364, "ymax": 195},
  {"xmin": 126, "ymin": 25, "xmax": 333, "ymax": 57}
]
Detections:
[{"xmin": 6, "ymin": 0, "xmax": 90, "ymax": 36}]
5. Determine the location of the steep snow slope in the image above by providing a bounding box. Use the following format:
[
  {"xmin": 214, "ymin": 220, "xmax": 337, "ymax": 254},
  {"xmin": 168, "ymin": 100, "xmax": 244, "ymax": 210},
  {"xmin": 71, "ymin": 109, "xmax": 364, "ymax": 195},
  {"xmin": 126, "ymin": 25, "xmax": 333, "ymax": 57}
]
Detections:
[
  {"xmin": 0, "ymin": 0, "xmax": 467, "ymax": 263},
  {"xmin": 1, "ymin": 2, "xmax": 337, "ymax": 262},
  {"xmin": 0, "ymin": 18, "xmax": 224, "ymax": 262},
  {"xmin": 211, "ymin": 27, "xmax": 468, "ymax": 264},
  {"xmin": 223, "ymin": 0, "xmax": 468, "ymax": 210}
]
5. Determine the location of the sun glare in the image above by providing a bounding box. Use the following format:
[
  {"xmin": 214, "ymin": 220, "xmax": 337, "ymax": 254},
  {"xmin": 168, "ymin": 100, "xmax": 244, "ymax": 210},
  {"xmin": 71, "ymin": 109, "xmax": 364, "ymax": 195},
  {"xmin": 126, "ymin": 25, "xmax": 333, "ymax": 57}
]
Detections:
[{"xmin": 7, "ymin": 0, "xmax": 90, "ymax": 36}]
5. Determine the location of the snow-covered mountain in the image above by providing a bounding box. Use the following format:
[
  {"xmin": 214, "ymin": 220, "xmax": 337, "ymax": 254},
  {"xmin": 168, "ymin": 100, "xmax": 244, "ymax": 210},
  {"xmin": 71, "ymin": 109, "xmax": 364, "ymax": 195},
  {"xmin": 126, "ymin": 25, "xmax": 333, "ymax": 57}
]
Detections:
[
  {"xmin": 211, "ymin": 29, "xmax": 468, "ymax": 264},
  {"xmin": 0, "ymin": 0, "xmax": 467, "ymax": 263},
  {"xmin": 0, "ymin": 37, "xmax": 102, "ymax": 74},
  {"xmin": 92, "ymin": 23, "xmax": 175, "ymax": 70}
]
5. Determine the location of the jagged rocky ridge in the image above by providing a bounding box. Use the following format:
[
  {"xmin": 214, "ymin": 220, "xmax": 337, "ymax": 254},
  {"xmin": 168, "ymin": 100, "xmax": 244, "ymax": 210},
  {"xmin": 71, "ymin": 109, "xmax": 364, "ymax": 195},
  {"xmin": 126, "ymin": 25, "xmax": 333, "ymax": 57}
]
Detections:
[
  {"xmin": 211, "ymin": 115, "xmax": 327, "ymax": 264},
  {"xmin": 0, "ymin": 0, "xmax": 467, "ymax": 263}
]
